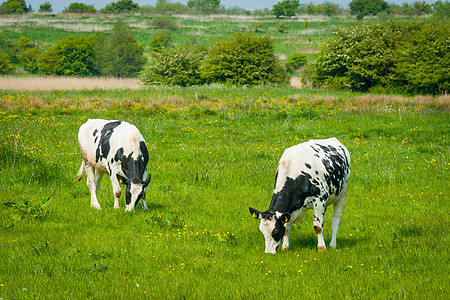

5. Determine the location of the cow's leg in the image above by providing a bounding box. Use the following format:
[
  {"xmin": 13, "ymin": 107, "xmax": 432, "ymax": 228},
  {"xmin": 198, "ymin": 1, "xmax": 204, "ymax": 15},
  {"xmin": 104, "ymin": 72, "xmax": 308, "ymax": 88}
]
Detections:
[
  {"xmin": 330, "ymin": 185, "xmax": 347, "ymax": 249},
  {"xmin": 85, "ymin": 165, "xmax": 101, "ymax": 210},
  {"xmin": 281, "ymin": 222, "xmax": 291, "ymax": 251},
  {"xmin": 282, "ymin": 209, "xmax": 307, "ymax": 251},
  {"xmin": 110, "ymin": 174, "xmax": 121, "ymax": 209},
  {"xmin": 313, "ymin": 199, "xmax": 326, "ymax": 251},
  {"xmin": 141, "ymin": 191, "xmax": 148, "ymax": 211}
]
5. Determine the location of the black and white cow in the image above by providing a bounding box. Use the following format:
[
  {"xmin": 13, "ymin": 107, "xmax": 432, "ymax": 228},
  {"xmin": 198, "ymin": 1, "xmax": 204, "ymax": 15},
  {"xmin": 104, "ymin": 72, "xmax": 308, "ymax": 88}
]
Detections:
[
  {"xmin": 249, "ymin": 138, "xmax": 350, "ymax": 254},
  {"xmin": 77, "ymin": 119, "xmax": 151, "ymax": 211}
]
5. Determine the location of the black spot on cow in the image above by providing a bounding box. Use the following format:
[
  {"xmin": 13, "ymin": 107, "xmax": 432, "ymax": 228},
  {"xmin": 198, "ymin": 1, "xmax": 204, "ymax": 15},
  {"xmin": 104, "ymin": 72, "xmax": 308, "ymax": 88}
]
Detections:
[
  {"xmin": 95, "ymin": 121, "xmax": 122, "ymax": 162},
  {"xmin": 268, "ymin": 172, "xmax": 321, "ymax": 214},
  {"xmin": 272, "ymin": 220, "xmax": 286, "ymax": 242},
  {"xmin": 93, "ymin": 129, "xmax": 98, "ymax": 136},
  {"xmin": 305, "ymin": 163, "xmax": 312, "ymax": 169}
]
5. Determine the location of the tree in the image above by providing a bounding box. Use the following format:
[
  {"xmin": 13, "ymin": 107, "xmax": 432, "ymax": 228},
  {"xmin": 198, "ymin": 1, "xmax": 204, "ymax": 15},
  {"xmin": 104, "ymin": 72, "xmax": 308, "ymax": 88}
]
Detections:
[
  {"xmin": 63, "ymin": 2, "xmax": 96, "ymax": 13},
  {"xmin": 272, "ymin": 0, "xmax": 299, "ymax": 18},
  {"xmin": 102, "ymin": 0, "xmax": 139, "ymax": 13},
  {"xmin": 187, "ymin": 0, "xmax": 220, "ymax": 14},
  {"xmin": 0, "ymin": 0, "xmax": 29, "ymax": 14},
  {"xmin": 349, "ymin": 0, "xmax": 388, "ymax": 18},
  {"xmin": 95, "ymin": 20, "xmax": 146, "ymax": 77},
  {"xmin": 39, "ymin": 2, "xmax": 52, "ymax": 12}
]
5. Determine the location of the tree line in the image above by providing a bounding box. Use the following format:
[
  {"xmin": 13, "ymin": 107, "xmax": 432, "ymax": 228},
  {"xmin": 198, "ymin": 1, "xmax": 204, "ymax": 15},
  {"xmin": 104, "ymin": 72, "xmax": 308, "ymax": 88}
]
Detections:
[
  {"xmin": 0, "ymin": 20, "xmax": 145, "ymax": 77},
  {"xmin": 1, "ymin": 0, "xmax": 449, "ymax": 18}
]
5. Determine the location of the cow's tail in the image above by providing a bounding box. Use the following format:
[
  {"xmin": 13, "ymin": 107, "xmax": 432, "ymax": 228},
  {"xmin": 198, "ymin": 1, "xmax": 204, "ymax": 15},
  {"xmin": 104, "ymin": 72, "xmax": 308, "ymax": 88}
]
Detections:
[{"xmin": 76, "ymin": 160, "xmax": 85, "ymax": 182}]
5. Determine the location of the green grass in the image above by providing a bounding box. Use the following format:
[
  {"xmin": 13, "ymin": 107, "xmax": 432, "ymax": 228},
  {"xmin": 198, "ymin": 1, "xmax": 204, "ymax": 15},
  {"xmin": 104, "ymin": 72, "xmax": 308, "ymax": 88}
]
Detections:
[{"xmin": 0, "ymin": 86, "xmax": 448, "ymax": 298}]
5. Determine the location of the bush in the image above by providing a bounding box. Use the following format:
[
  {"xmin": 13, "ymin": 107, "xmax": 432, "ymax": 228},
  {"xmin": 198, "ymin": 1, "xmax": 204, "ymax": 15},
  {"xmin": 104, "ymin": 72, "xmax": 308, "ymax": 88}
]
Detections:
[
  {"xmin": 141, "ymin": 46, "xmax": 205, "ymax": 86},
  {"xmin": 0, "ymin": 52, "xmax": 14, "ymax": 74},
  {"xmin": 38, "ymin": 35, "xmax": 97, "ymax": 76},
  {"xmin": 305, "ymin": 20, "xmax": 449, "ymax": 94},
  {"xmin": 201, "ymin": 32, "xmax": 289, "ymax": 85},
  {"xmin": 286, "ymin": 52, "xmax": 307, "ymax": 70},
  {"xmin": 150, "ymin": 31, "xmax": 173, "ymax": 53},
  {"xmin": 150, "ymin": 15, "xmax": 178, "ymax": 31}
]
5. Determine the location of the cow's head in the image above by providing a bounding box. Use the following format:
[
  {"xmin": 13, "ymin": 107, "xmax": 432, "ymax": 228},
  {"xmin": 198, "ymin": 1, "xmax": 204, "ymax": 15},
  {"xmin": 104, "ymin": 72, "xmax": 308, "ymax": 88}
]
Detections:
[
  {"xmin": 249, "ymin": 207, "xmax": 290, "ymax": 254},
  {"xmin": 117, "ymin": 174, "xmax": 151, "ymax": 211}
]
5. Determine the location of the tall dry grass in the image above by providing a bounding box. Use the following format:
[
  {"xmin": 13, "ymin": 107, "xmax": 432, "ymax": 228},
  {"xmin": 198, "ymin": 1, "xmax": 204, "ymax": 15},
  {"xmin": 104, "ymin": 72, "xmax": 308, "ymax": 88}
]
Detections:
[{"xmin": 0, "ymin": 76, "xmax": 141, "ymax": 91}]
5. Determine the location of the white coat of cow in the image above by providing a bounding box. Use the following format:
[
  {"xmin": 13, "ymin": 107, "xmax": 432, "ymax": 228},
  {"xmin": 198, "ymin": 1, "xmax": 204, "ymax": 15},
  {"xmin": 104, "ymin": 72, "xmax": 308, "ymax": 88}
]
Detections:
[
  {"xmin": 249, "ymin": 138, "xmax": 350, "ymax": 254},
  {"xmin": 77, "ymin": 119, "xmax": 151, "ymax": 211}
]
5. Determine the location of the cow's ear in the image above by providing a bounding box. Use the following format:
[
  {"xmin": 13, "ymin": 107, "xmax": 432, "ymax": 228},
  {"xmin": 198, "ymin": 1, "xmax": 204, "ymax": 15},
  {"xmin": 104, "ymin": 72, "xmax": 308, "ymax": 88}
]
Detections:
[
  {"xmin": 117, "ymin": 174, "xmax": 128, "ymax": 185},
  {"xmin": 249, "ymin": 207, "xmax": 261, "ymax": 219},
  {"xmin": 278, "ymin": 213, "xmax": 291, "ymax": 223}
]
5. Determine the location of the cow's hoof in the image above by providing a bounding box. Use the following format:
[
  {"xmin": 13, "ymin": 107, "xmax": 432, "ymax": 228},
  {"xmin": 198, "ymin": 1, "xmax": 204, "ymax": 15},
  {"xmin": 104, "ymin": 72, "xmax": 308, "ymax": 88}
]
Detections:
[{"xmin": 317, "ymin": 245, "xmax": 326, "ymax": 252}]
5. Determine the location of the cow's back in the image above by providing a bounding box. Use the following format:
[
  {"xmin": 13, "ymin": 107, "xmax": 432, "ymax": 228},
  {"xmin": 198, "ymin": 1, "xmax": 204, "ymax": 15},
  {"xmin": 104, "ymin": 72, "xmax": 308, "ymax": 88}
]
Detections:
[{"xmin": 274, "ymin": 138, "xmax": 350, "ymax": 197}]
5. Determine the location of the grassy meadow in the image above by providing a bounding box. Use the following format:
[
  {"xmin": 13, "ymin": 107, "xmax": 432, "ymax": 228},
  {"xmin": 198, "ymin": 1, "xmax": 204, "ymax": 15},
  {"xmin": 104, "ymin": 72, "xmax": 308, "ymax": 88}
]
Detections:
[{"xmin": 0, "ymin": 85, "xmax": 448, "ymax": 298}]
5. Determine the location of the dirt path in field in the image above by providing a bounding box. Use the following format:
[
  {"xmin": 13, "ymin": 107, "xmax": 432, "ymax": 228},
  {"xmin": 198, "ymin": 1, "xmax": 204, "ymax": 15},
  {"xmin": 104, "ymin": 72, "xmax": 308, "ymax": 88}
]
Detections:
[
  {"xmin": 0, "ymin": 77, "xmax": 141, "ymax": 91},
  {"xmin": 0, "ymin": 76, "xmax": 304, "ymax": 90}
]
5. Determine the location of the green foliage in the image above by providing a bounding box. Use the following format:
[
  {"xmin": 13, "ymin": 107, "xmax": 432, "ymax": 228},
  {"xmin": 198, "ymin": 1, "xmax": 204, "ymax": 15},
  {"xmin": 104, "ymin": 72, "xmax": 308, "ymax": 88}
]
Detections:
[
  {"xmin": 3, "ymin": 197, "xmax": 51, "ymax": 222},
  {"xmin": 272, "ymin": 0, "xmax": 299, "ymax": 18},
  {"xmin": 201, "ymin": 32, "xmax": 289, "ymax": 85},
  {"xmin": 101, "ymin": 0, "xmax": 139, "ymax": 14},
  {"xmin": 38, "ymin": 35, "xmax": 97, "ymax": 76},
  {"xmin": 286, "ymin": 52, "xmax": 307, "ymax": 70},
  {"xmin": 0, "ymin": 0, "xmax": 29, "ymax": 14},
  {"xmin": 141, "ymin": 46, "xmax": 205, "ymax": 86},
  {"xmin": 150, "ymin": 15, "xmax": 178, "ymax": 31},
  {"xmin": 305, "ymin": 20, "xmax": 450, "ymax": 95},
  {"xmin": 150, "ymin": 31, "xmax": 173, "ymax": 53},
  {"xmin": 276, "ymin": 22, "xmax": 288, "ymax": 33},
  {"xmin": 13, "ymin": 36, "xmax": 41, "ymax": 73},
  {"xmin": 95, "ymin": 20, "xmax": 146, "ymax": 77},
  {"xmin": 187, "ymin": 0, "xmax": 221, "ymax": 14},
  {"xmin": 349, "ymin": 0, "xmax": 388, "ymax": 18},
  {"xmin": 432, "ymin": 0, "xmax": 450, "ymax": 20},
  {"xmin": 38, "ymin": 1, "xmax": 52, "ymax": 12},
  {"xmin": 63, "ymin": 2, "xmax": 96, "ymax": 13},
  {"xmin": 390, "ymin": 1, "xmax": 432, "ymax": 16},
  {"xmin": 0, "ymin": 51, "xmax": 14, "ymax": 74},
  {"xmin": 305, "ymin": 2, "xmax": 343, "ymax": 16}
]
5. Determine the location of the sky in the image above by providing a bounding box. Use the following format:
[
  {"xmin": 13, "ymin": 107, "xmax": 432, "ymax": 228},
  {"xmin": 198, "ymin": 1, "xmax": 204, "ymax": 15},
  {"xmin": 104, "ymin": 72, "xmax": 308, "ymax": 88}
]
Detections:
[{"xmin": 26, "ymin": 1, "xmax": 440, "ymax": 13}]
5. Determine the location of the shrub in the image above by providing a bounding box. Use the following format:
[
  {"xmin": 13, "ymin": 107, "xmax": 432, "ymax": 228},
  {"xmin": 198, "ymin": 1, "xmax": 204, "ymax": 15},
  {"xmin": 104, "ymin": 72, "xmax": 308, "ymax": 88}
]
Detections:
[
  {"xmin": 0, "ymin": 51, "xmax": 14, "ymax": 74},
  {"xmin": 150, "ymin": 31, "xmax": 173, "ymax": 53},
  {"xmin": 201, "ymin": 32, "xmax": 289, "ymax": 85},
  {"xmin": 38, "ymin": 35, "xmax": 97, "ymax": 76},
  {"xmin": 141, "ymin": 46, "xmax": 205, "ymax": 86},
  {"xmin": 286, "ymin": 52, "xmax": 307, "ymax": 70},
  {"xmin": 305, "ymin": 21, "xmax": 449, "ymax": 94},
  {"xmin": 150, "ymin": 15, "xmax": 178, "ymax": 31}
]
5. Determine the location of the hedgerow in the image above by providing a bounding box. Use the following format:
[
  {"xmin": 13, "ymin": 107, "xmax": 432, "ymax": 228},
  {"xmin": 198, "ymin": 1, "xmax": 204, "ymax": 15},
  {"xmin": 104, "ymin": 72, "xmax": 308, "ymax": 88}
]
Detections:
[{"xmin": 305, "ymin": 20, "xmax": 449, "ymax": 95}]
